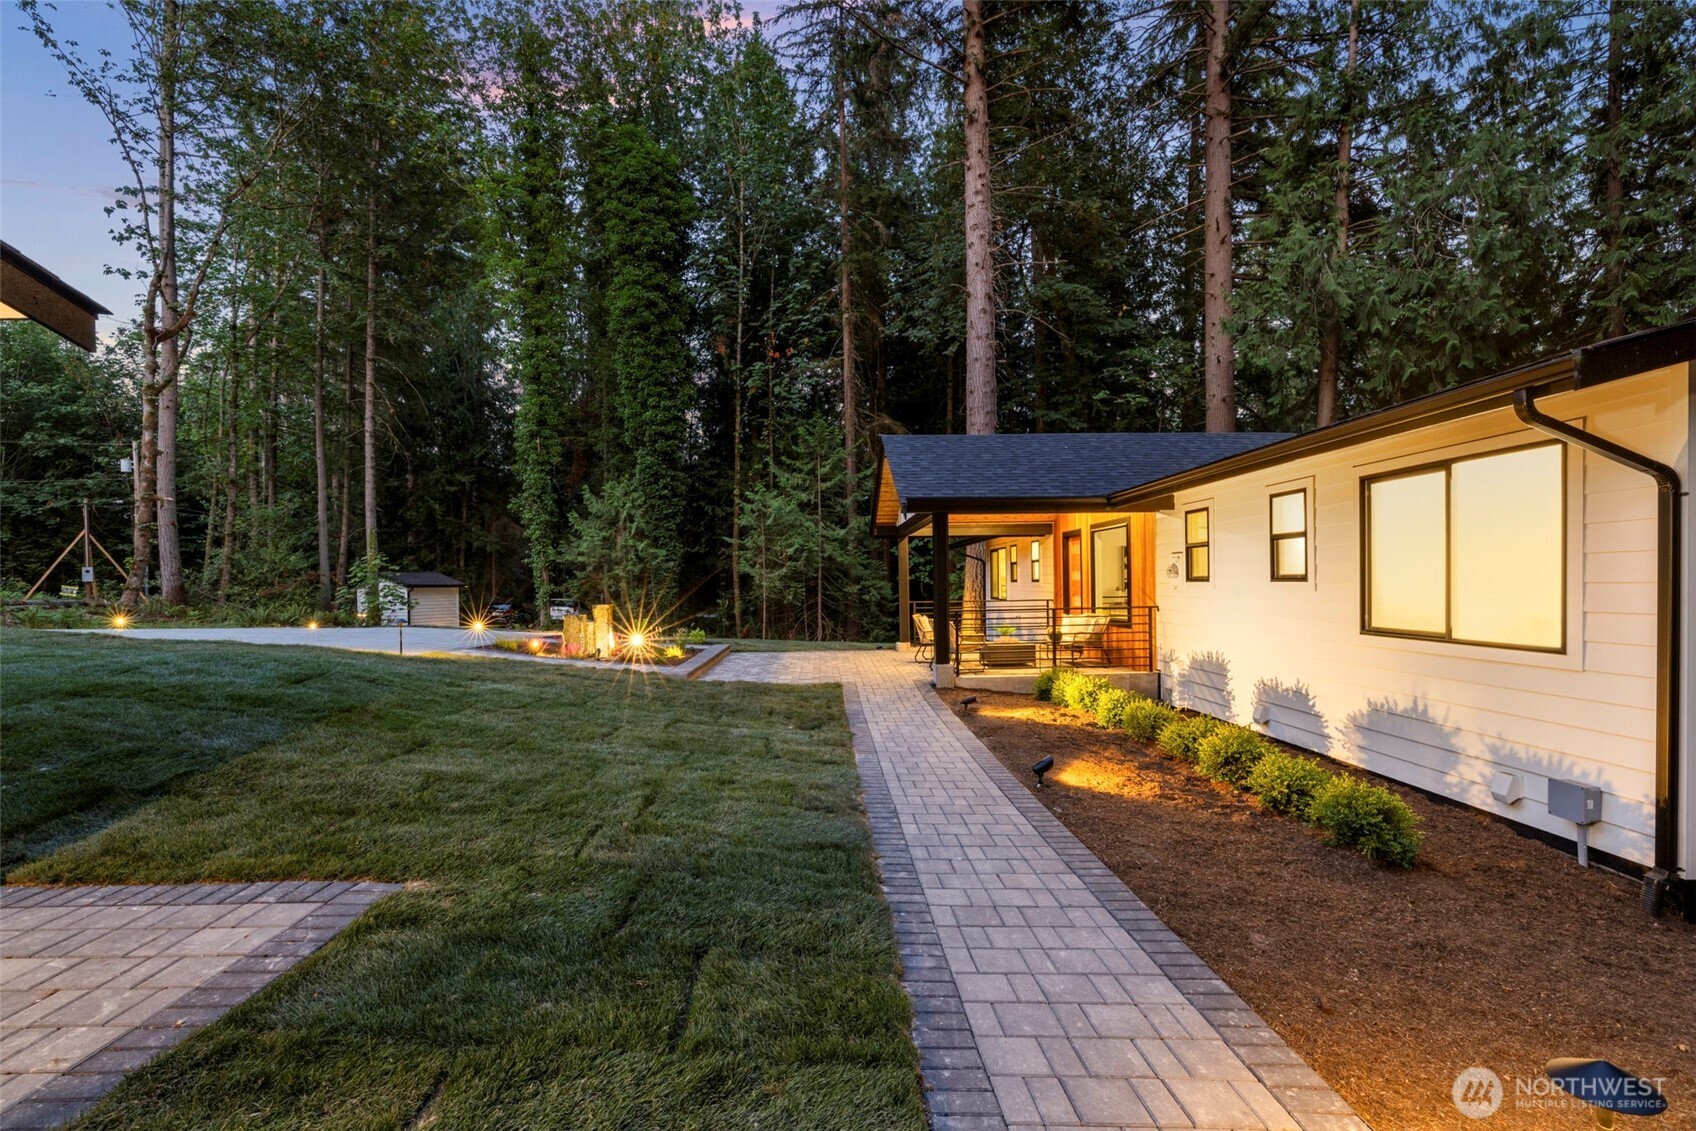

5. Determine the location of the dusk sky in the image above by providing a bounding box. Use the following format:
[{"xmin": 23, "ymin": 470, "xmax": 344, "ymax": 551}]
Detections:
[
  {"xmin": 2, "ymin": 1, "xmax": 149, "ymax": 323},
  {"xmin": 2, "ymin": 2, "xmax": 790, "ymax": 337}
]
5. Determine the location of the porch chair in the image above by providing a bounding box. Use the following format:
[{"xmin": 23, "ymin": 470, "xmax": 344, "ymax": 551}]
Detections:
[
  {"xmin": 1055, "ymin": 613, "xmax": 1110, "ymax": 666},
  {"xmin": 911, "ymin": 613, "xmax": 935, "ymax": 662}
]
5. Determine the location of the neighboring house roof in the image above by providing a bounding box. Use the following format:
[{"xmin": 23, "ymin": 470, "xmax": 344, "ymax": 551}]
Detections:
[
  {"xmin": 384, "ymin": 571, "xmax": 465, "ymax": 588},
  {"xmin": 0, "ymin": 241, "xmax": 112, "ymax": 352},
  {"xmin": 1106, "ymin": 319, "xmax": 1695, "ymax": 508},
  {"xmin": 874, "ymin": 432, "xmax": 1293, "ymax": 530}
]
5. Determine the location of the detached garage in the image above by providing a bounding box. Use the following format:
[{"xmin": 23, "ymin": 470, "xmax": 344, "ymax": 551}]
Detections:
[{"xmin": 356, "ymin": 571, "xmax": 465, "ymax": 627}]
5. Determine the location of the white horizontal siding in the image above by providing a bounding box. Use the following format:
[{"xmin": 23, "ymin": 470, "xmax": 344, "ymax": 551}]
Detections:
[{"xmin": 1155, "ymin": 365, "xmax": 1691, "ymax": 868}]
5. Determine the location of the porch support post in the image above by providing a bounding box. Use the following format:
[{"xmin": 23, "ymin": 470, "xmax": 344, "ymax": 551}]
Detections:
[
  {"xmin": 897, "ymin": 536, "xmax": 911, "ymax": 646},
  {"xmin": 933, "ymin": 512, "xmax": 953, "ymax": 687}
]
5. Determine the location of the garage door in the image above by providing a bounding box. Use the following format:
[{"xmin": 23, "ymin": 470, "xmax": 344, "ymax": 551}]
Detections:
[{"xmin": 409, "ymin": 587, "xmax": 460, "ymax": 627}]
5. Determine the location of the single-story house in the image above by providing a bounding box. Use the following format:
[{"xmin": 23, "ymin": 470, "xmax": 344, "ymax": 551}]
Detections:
[
  {"xmin": 355, "ymin": 571, "xmax": 465, "ymax": 627},
  {"xmin": 874, "ymin": 320, "xmax": 1694, "ymax": 913},
  {"xmin": 1, "ymin": 241, "xmax": 111, "ymax": 351}
]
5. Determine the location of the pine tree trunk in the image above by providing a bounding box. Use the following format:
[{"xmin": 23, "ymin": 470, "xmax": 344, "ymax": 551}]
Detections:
[
  {"xmin": 154, "ymin": 0, "xmax": 187, "ymax": 604},
  {"xmin": 731, "ymin": 180, "xmax": 747, "ymax": 638},
  {"xmin": 1604, "ymin": 0, "xmax": 1626, "ymax": 339},
  {"xmin": 363, "ymin": 163, "xmax": 380, "ymax": 564},
  {"xmin": 962, "ymin": 0, "xmax": 996, "ymax": 436},
  {"xmin": 838, "ymin": 40, "xmax": 858, "ymax": 510},
  {"xmin": 837, "ymin": 36, "xmax": 860, "ymax": 637},
  {"xmin": 962, "ymin": 0, "xmax": 995, "ymax": 639},
  {"xmin": 336, "ymin": 338, "xmax": 353, "ymax": 586},
  {"xmin": 218, "ymin": 330, "xmax": 238, "ymax": 604},
  {"xmin": 1202, "ymin": 0, "xmax": 1236, "ymax": 433},
  {"xmin": 313, "ymin": 263, "xmax": 333, "ymax": 609},
  {"xmin": 1316, "ymin": 0, "xmax": 1358, "ymax": 428},
  {"xmin": 126, "ymin": 360, "xmax": 158, "ymax": 607}
]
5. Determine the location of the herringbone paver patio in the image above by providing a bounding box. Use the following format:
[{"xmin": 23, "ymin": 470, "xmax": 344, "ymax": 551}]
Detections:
[{"xmin": 709, "ymin": 650, "xmax": 1367, "ymax": 1131}]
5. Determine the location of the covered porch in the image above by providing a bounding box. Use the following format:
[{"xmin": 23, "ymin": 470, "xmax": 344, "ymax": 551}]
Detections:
[{"xmin": 874, "ymin": 431, "xmax": 1293, "ymax": 690}]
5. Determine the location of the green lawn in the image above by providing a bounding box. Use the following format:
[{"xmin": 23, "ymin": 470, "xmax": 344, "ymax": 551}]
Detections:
[{"xmin": 1, "ymin": 632, "xmax": 923, "ymax": 1130}]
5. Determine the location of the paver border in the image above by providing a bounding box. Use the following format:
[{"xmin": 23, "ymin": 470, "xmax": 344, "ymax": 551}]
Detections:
[
  {"xmin": 845, "ymin": 685, "xmax": 1009, "ymax": 1131},
  {"xmin": 919, "ymin": 691, "xmax": 1371, "ymax": 1131},
  {"xmin": 1, "ymin": 881, "xmax": 401, "ymax": 1130}
]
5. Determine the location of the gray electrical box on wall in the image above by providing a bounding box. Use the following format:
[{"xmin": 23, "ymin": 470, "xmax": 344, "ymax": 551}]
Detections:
[{"xmin": 1548, "ymin": 779, "xmax": 1602, "ymax": 825}]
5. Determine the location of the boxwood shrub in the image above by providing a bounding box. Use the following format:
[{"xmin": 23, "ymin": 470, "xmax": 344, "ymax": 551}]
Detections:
[
  {"xmin": 1195, "ymin": 725, "xmax": 1272, "ymax": 786},
  {"xmin": 1245, "ymin": 749, "xmax": 1333, "ymax": 818},
  {"xmin": 1033, "ymin": 668, "xmax": 1063, "ymax": 701},
  {"xmin": 1117, "ymin": 698, "xmax": 1179, "ymax": 743},
  {"xmin": 1156, "ymin": 714, "xmax": 1221, "ymax": 763},
  {"xmin": 1092, "ymin": 688, "xmax": 1136, "ymax": 729},
  {"xmin": 1308, "ymin": 775, "xmax": 1423, "ymax": 867},
  {"xmin": 1060, "ymin": 673, "xmax": 1114, "ymax": 714}
]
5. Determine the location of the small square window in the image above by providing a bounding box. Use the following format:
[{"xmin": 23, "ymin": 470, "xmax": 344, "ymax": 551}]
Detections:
[
  {"xmin": 1184, "ymin": 508, "xmax": 1210, "ymax": 581},
  {"xmin": 1270, "ymin": 489, "xmax": 1308, "ymax": 581}
]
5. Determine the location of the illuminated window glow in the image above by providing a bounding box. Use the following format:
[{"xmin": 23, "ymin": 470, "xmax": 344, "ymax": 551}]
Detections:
[
  {"xmin": 1364, "ymin": 443, "xmax": 1564, "ymax": 649},
  {"xmin": 1030, "ymin": 540, "xmax": 1041, "ymax": 582},
  {"xmin": 1184, "ymin": 508, "xmax": 1210, "ymax": 582},
  {"xmin": 1270, "ymin": 489, "xmax": 1308, "ymax": 581}
]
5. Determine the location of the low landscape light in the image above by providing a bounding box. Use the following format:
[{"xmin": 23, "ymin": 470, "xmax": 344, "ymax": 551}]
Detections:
[
  {"xmin": 1031, "ymin": 755, "xmax": 1054, "ymax": 788},
  {"xmin": 959, "ymin": 695, "xmax": 978, "ymax": 715},
  {"xmin": 470, "ymin": 618, "xmax": 487, "ymax": 634},
  {"xmin": 627, "ymin": 631, "xmax": 647, "ymax": 650},
  {"xmin": 528, "ymin": 638, "xmax": 543, "ymax": 652},
  {"xmin": 307, "ymin": 620, "xmax": 319, "ymax": 630},
  {"xmin": 110, "ymin": 613, "xmax": 129, "ymax": 630}
]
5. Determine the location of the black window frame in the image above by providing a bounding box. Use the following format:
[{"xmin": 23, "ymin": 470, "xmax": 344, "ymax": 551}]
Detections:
[
  {"xmin": 1269, "ymin": 488, "xmax": 1309, "ymax": 582},
  {"xmin": 1184, "ymin": 507, "xmax": 1211, "ymax": 582},
  {"xmin": 1359, "ymin": 441, "xmax": 1567, "ymax": 653}
]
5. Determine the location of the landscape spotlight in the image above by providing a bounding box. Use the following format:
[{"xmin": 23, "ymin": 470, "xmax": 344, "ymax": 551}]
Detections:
[
  {"xmin": 1031, "ymin": 755, "xmax": 1054, "ymax": 788},
  {"xmin": 307, "ymin": 620, "xmax": 319, "ymax": 630},
  {"xmin": 528, "ymin": 638, "xmax": 543, "ymax": 652},
  {"xmin": 627, "ymin": 631, "xmax": 647, "ymax": 650},
  {"xmin": 110, "ymin": 613, "xmax": 129, "ymax": 630},
  {"xmin": 470, "ymin": 618, "xmax": 487, "ymax": 634},
  {"xmin": 959, "ymin": 695, "xmax": 978, "ymax": 715}
]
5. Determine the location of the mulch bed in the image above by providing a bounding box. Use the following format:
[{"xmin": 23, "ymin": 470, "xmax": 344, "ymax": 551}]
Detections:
[{"xmin": 938, "ymin": 687, "xmax": 1696, "ymax": 1130}]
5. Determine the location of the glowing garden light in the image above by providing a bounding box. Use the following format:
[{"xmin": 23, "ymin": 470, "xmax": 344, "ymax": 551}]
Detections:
[
  {"xmin": 307, "ymin": 620, "xmax": 319, "ymax": 630},
  {"xmin": 110, "ymin": 613, "xmax": 129, "ymax": 630}
]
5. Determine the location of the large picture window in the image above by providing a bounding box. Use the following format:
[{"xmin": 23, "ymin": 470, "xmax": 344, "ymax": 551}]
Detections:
[
  {"xmin": 1092, "ymin": 525, "xmax": 1129, "ymax": 615},
  {"xmin": 1270, "ymin": 489, "xmax": 1308, "ymax": 581},
  {"xmin": 1184, "ymin": 508, "xmax": 1210, "ymax": 581},
  {"xmin": 1363, "ymin": 443, "xmax": 1564, "ymax": 650},
  {"xmin": 989, "ymin": 546, "xmax": 1009, "ymax": 600}
]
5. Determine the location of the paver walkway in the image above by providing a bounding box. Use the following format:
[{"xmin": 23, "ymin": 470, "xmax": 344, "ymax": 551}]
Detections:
[
  {"xmin": 0, "ymin": 880, "xmax": 399, "ymax": 1129},
  {"xmin": 709, "ymin": 651, "xmax": 1367, "ymax": 1131}
]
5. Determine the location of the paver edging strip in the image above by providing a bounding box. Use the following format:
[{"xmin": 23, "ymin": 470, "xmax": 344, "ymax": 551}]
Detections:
[
  {"xmin": 916, "ymin": 690, "xmax": 1373, "ymax": 1131},
  {"xmin": 842, "ymin": 684, "xmax": 1008, "ymax": 1131}
]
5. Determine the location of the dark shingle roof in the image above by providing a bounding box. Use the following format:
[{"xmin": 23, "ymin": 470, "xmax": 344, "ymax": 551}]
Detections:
[
  {"xmin": 385, "ymin": 571, "xmax": 465, "ymax": 588},
  {"xmin": 878, "ymin": 432, "xmax": 1294, "ymax": 512}
]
